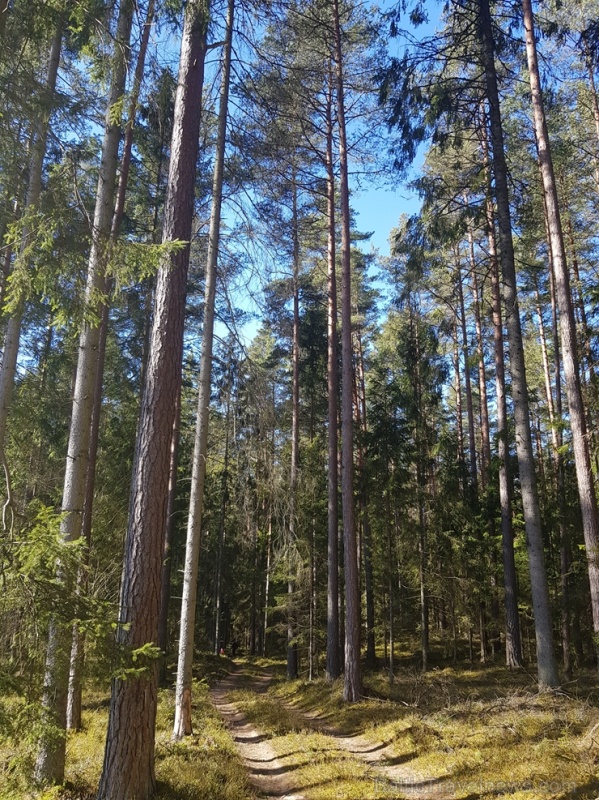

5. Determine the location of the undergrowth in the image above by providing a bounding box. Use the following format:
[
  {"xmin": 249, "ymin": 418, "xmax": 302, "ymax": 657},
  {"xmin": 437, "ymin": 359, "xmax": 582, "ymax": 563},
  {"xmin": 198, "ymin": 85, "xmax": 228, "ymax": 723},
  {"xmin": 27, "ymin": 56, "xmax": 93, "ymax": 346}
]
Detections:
[{"xmin": 0, "ymin": 652, "xmax": 254, "ymax": 800}]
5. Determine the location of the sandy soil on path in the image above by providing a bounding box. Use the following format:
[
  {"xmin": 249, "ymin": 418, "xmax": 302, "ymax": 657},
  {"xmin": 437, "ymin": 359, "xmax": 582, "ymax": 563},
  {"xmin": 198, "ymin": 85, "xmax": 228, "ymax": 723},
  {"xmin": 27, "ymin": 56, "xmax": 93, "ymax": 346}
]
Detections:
[
  {"xmin": 210, "ymin": 664, "xmax": 455, "ymax": 800},
  {"xmin": 210, "ymin": 667, "xmax": 306, "ymax": 800}
]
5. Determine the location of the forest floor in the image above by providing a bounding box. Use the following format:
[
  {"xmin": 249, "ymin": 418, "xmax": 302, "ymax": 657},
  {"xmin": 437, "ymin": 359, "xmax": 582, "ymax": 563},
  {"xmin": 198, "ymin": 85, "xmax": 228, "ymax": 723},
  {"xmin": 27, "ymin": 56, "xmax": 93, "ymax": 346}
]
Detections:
[
  {"xmin": 3, "ymin": 652, "xmax": 599, "ymax": 799},
  {"xmin": 211, "ymin": 662, "xmax": 452, "ymax": 799},
  {"xmin": 217, "ymin": 657, "xmax": 599, "ymax": 800}
]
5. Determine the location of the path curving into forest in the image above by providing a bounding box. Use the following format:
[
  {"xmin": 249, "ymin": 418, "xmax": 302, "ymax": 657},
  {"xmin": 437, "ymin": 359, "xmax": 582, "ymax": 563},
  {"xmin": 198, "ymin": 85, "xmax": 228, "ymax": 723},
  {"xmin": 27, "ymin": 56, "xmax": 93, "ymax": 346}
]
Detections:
[
  {"xmin": 210, "ymin": 666, "xmax": 306, "ymax": 799},
  {"xmin": 210, "ymin": 663, "xmax": 454, "ymax": 800}
]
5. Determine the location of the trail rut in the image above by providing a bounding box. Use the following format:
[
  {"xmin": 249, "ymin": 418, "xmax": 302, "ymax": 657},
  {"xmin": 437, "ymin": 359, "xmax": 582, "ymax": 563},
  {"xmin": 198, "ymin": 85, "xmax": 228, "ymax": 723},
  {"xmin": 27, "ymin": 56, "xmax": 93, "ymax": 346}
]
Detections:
[{"xmin": 211, "ymin": 665, "xmax": 454, "ymax": 800}]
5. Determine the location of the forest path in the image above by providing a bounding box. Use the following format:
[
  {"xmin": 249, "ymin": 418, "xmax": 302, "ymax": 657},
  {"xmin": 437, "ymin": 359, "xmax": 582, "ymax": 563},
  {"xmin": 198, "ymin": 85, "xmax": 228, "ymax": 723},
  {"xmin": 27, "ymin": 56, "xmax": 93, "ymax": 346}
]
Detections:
[
  {"xmin": 210, "ymin": 665, "xmax": 306, "ymax": 799},
  {"xmin": 210, "ymin": 663, "xmax": 455, "ymax": 800}
]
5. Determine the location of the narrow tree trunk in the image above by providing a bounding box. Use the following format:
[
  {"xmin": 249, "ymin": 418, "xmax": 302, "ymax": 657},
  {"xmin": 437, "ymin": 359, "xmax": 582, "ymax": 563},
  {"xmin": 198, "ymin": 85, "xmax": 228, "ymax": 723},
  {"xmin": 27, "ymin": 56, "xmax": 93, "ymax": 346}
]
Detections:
[
  {"xmin": 325, "ymin": 72, "xmax": 340, "ymax": 682},
  {"xmin": 172, "ymin": 0, "xmax": 232, "ymax": 737},
  {"xmin": 35, "ymin": 8, "xmax": 137, "ymax": 782},
  {"xmin": 547, "ymin": 255, "xmax": 572, "ymax": 677},
  {"xmin": 581, "ymin": 33, "xmax": 599, "ymax": 192},
  {"xmin": 456, "ymin": 253, "xmax": 478, "ymax": 495},
  {"xmin": 286, "ymin": 174, "xmax": 300, "ymax": 682},
  {"xmin": 469, "ymin": 231, "xmax": 491, "ymax": 478},
  {"xmin": 453, "ymin": 323, "xmax": 466, "ymax": 490},
  {"xmin": 214, "ymin": 390, "xmax": 230, "ymax": 655},
  {"xmin": 333, "ymin": 0, "xmax": 360, "ymax": 702},
  {"xmin": 418, "ymin": 487, "xmax": 429, "ymax": 673},
  {"xmin": 523, "ymin": 0, "xmax": 599, "ymax": 666},
  {"xmin": 66, "ymin": 1, "xmax": 154, "ymax": 729},
  {"xmin": 263, "ymin": 504, "xmax": 273, "ymax": 658},
  {"xmin": 0, "ymin": 0, "xmax": 8, "ymax": 37},
  {"xmin": 479, "ymin": 0, "xmax": 558, "ymax": 686},
  {"xmin": 355, "ymin": 325, "xmax": 375, "ymax": 667},
  {"xmin": 480, "ymin": 111, "xmax": 524, "ymax": 669},
  {"xmin": 0, "ymin": 29, "xmax": 61, "ymax": 461},
  {"xmin": 158, "ymin": 384, "xmax": 181, "ymax": 678},
  {"xmin": 97, "ymin": 4, "xmax": 208, "ymax": 797}
]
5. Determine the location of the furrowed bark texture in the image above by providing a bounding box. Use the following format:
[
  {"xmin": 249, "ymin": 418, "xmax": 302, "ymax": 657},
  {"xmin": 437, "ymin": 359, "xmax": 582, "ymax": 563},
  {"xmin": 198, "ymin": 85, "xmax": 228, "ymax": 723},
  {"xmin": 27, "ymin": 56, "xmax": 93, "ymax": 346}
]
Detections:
[
  {"xmin": 522, "ymin": 0, "xmax": 599, "ymax": 664},
  {"xmin": 173, "ymin": 0, "xmax": 233, "ymax": 737},
  {"xmin": 97, "ymin": 3, "xmax": 208, "ymax": 797},
  {"xmin": 479, "ymin": 0, "xmax": 558, "ymax": 687}
]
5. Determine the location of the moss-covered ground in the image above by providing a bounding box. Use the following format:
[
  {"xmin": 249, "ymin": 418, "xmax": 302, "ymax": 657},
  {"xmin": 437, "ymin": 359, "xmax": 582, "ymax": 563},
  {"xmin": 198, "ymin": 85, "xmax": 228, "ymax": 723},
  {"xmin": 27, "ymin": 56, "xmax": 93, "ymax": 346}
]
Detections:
[{"xmin": 229, "ymin": 655, "xmax": 599, "ymax": 800}]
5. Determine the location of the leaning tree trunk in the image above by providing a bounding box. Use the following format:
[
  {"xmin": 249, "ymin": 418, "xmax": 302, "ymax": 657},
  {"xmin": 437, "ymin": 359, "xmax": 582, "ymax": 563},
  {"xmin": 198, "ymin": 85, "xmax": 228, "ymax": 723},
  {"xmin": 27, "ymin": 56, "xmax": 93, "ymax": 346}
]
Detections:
[
  {"xmin": 479, "ymin": 0, "xmax": 558, "ymax": 687},
  {"xmin": 523, "ymin": 0, "xmax": 599, "ymax": 666},
  {"xmin": 325, "ymin": 69, "xmax": 340, "ymax": 682},
  {"xmin": 97, "ymin": 4, "xmax": 208, "ymax": 797},
  {"xmin": 35, "ymin": 5, "xmax": 136, "ymax": 783},
  {"xmin": 172, "ymin": 0, "xmax": 233, "ymax": 738},
  {"xmin": 333, "ymin": 0, "xmax": 361, "ymax": 703}
]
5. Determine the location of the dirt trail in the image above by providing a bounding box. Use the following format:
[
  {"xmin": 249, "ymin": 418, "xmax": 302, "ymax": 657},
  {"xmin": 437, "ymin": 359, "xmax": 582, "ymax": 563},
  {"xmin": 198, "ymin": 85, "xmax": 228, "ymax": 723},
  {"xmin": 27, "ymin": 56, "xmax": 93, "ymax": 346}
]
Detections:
[
  {"xmin": 210, "ymin": 668, "xmax": 305, "ymax": 799},
  {"xmin": 211, "ymin": 665, "xmax": 454, "ymax": 800}
]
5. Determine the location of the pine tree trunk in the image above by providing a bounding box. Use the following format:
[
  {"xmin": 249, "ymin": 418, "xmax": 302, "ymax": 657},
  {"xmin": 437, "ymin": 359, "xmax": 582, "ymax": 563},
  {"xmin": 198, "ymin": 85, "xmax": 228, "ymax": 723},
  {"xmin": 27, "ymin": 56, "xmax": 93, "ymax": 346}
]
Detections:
[
  {"xmin": 35, "ymin": 8, "xmax": 137, "ymax": 781},
  {"xmin": 355, "ymin": 326, "xmax": 375, "ymax": 667},
  {"xmin": 480, "ymin": 112, "xmax": 523, "ymax": 669},
  {"xmin": 547, "ymin": 256, "xmax": 572, "ymax": 677},
  {"xmin": 286, "ymin": 176, "xmax": 300, "ymax": 682},
  {"xmin": 333, "ymin": 0, "xmax": 361, "ymax": 702},
  {"xmin": 456, "ymin": 253, "xmax": 478, "ymax": 495},
  {"xmin": 453, "ymin": 323, "xmax": 466, "ymax": 490},
  {"xmin": 97, "ymin": 4, "xmax": 208, "ymax": 796},
  {"xmin": 171, "ymin": 0, "xmax": 232, "ymax": 736},
  {"xmin": 469, "ymin": 231, "xmax": 491, "ymax": 478},
  {"xmin": 263, "ymin": 504, "xmax": 273, "ymax": 658},
  {"xmin": 325, "ymin": 73, "xmax": 340, "ymax": 682},
  {"xmin": 66, "ymin": 1, "xmax": 154, "ymax": 728},
  {"xmin": 479, "ymin": 0, "xmax": 558, "ymax": 686},
  {"xmin": 158, "ymin": 384, "xmax": 182, "ymax": 677},
  {"xmin": 523, "ymin": 0, "xmax": 599, "ymax": 666}
]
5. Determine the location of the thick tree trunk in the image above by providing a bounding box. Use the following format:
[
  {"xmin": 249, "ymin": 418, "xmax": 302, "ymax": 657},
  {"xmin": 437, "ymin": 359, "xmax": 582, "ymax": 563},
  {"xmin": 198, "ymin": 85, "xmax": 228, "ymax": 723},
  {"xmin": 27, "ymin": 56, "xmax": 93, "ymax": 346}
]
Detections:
[
  {"xmin": 172, "ymin": 0, "xmax": 232, "ymax": 737},
  {"xmin": 325, "ymin": 75, "xmax": 340, "ymax": 682},
  {"xmin": 523, "ymin": 0, "xmax": 599, "ymax": 666},
  {"xmin": 333, "ymin": 0, "xmax": 361, "ymax": 703},
  {"xmin": 97, "ymin": 4, "xmax": 208, "ymax": 797},
  {"xmin": 479, "ymin": 0, "xmax": 558, "ymax": 687}
]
